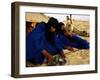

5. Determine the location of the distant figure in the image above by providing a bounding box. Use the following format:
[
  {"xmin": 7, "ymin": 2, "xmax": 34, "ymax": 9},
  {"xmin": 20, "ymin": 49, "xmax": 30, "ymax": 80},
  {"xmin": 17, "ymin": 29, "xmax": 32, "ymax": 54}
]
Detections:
[
  {"xmin": 66, "ymin": 15, "xmax": 89, "ymax": 37},
  {"xmin": 65, "ymin": 15, "xmax": 74, "ymax": 36}
]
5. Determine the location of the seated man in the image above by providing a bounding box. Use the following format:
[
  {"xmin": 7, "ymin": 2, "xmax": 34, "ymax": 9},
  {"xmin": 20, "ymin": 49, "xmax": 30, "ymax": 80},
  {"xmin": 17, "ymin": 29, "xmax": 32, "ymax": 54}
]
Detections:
[
  {"xmin": 26, "ymin": 17, "xmax": 66, "ymax": 65},
  {"xmin": 59, "ymin": 22, "xmax": 89, "ymax": 50}
]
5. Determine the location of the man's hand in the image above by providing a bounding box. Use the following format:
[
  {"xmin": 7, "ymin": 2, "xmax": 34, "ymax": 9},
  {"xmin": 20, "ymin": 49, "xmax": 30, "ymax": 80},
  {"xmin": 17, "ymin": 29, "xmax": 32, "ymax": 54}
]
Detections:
[{"xmin": 42, "ymin": 50, "xmax": 53, "ymax": 63}]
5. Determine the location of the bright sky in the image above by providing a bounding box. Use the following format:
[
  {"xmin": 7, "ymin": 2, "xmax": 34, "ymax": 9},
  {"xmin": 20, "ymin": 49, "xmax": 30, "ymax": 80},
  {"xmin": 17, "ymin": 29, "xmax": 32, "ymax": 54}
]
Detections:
[{"xmin": 44, "ymin": 13, "xmax": 90, "ymax": 22}]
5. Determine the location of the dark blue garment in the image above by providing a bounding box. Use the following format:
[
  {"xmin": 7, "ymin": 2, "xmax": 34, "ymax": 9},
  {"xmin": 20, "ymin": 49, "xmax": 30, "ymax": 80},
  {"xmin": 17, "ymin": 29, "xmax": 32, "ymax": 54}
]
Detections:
[
  {"xmin": 67, "ymin": 34, "xmax": 89, "ymax": 49},
  {"xmin": 58, "ymin": 34, "xmax": 89, "ymax": 49},
  {"xmin": 26, "ymin": 22, "xmax": 64, "ymax": 64},
  {"xmin": 26, "ymin": 22, "xmax": 46, "ymax": 64},
  {"xmin": 44, "ymin": 38, "xmax": 62, "ymax": 55}
]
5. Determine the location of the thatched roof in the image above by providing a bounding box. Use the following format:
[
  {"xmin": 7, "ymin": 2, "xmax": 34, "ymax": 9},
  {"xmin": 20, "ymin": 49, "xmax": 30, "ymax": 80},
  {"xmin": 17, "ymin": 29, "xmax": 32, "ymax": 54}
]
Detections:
[{"xmin": 26, "ymin": 12, "xmax": 49, "ymax": 23}]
